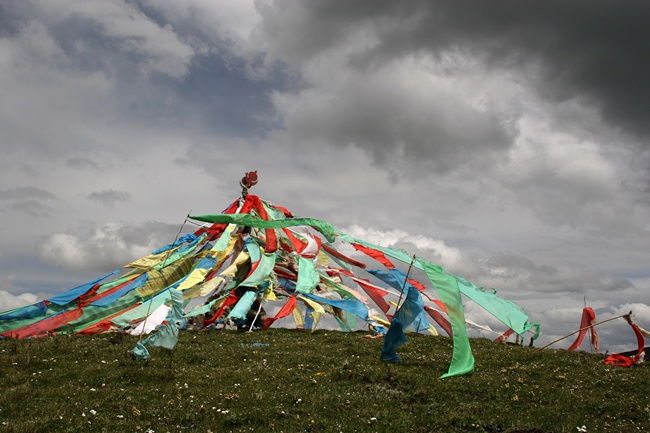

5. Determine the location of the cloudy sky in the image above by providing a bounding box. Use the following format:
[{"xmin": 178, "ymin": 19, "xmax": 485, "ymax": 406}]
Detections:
[{"xmin": 1, "ymin": 0, "xmax": 649, "ymax": 353}]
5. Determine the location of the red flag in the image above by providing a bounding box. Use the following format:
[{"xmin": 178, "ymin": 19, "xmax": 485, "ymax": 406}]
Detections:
[
  {"xmin": 495, "ymin": 328, "xmax": 515, "ymax": 343},
  {"xmin": 2, "ymin": 308, "xmax": 84, "ymax": 339},
  {"xmin": 77, "ymin": 303, "xmax": 140, "ymax": 335},
  {"xmin": 250, "ymin": 195, "xmax": 278, "ymax": 253},
  {"xmin": 203, "ymin": 292, "xmax": 238, "ymax": 326},
  {"xmin": 424, "ymin": 306, "xmax": 453, "ymax": 337},
  {"xmin": 282, "ymin": 228, "xmax": 309, "ymax": 255},
  {"xmin": 263, "ymin": 295, "xmax": 297, "ymax": 330},
  {"xmin": 321, "ymin": 244, "xmax": 367, "ymax": 268},
  {"xmin": 604, "ymin": 320, "xmax": 646, "ymax": 367},
  {"xmin": 568, "ymin": 307, "xmax": 598, "ymax": 351},
  {"xmin": 351, "ymin": 243, "xmax": 395, "ymax": 268},
  {"xmin": 196, "ymin": 199, "xmax": 240, "ymax": 240},
  {"xmin": 352, "ymin": 278, "xmax": 391, "ymax": 315}
]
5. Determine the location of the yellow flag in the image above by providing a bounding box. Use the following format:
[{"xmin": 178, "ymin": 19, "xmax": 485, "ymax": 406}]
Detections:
[
  {"xmin": 183, "ymin": 277, "xmax": 224, "ymax": 300},
  {"xmin": 220, "ymin": 251, "xmax": 250, "ymax": 277},
  {"xmin": 292, "ymin": 305, "xmax": 305, "ymax": 329}
]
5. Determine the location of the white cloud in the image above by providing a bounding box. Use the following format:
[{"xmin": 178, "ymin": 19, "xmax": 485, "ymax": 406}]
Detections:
[
  {"xmin": 37, "ymin": 221, "xmax": 180, "ymax": 273},
  {"xmin": 0, "ymin": 274, "xmax": 39, "ymax": 312},
  {"xmin": 0, "ymin": 290, "xmax": 38, "ymax": 313},
  {"xmin": 342, "ymin": 224, "xmax": 462, "ymax": 270},
  {"xmin": 610, "ymin": 303, "xmax": 650, "ymax": 322}
]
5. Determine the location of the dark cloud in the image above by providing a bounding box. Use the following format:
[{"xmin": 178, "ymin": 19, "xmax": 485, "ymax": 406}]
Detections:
[
  {"xmin": 169, "ymin": 53, "xmax": 290, "ymax": 138},
  {"xmin": 0, "ymin": 1, "xmax": 648, "ymax": 351},
  {"xmin": 86, "ymin": 190, "xmax": 132, "ymax": 207},
  {"xmin": 0, "ymin": 187, "xmax": 56, "ymax": 217},
  {"xmin": 258, "ymin": 0, "xmax": 650, "ymax": 142},
  {"xmin": 283, "ymin": 75, "xmax": 514, "ymax": 173},
  {"xmin": 8, "ymin": 200, "xmax": 53, "ymax": 217},
  {"xmin": 66, "ymin": 157, "xmax": 101, "ymax": 171},
  {"xmin": 0, "ymin": 186, "xmax": 56, "ymax": 201}
]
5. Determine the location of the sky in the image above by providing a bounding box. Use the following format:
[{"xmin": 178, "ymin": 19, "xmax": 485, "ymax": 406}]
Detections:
[{"xmin": 1, "ymin": 0, "xmax": 649, "ymax": 353}]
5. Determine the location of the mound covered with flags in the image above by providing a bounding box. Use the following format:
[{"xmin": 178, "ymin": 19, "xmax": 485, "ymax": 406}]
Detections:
[{"xmin": 0, "ymin": 174, "xmax": 538, "ymax": 377}]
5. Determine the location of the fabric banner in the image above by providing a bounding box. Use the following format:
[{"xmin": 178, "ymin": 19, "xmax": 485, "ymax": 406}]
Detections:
[
  {"xmin": 295, "ymin": 257, "xmax": 321, "ymax": 293},
  {"xmin": 424, "ymin": 306, "xmax": 453, "ymax": 337},
  {"xmin": 220, "ymin": 251, "xmax": 250, "ymax": 278},
  {"xmin": 228, "ymin": 290, "xmax": 258, "ymax": 321},
  {"xmin": 184, "ymin": 299, "xmax": 218, "ymax": 318},
  {"xmin": 56, "ymin": 295, "xmax": 142, "ymax": 334},
  {"xmin": 0, "ymin": 301, "xmax": 49, "ymax": 321},
  {"xmin": 302, "ymin": 293, "xmax": 369, "ymax": 321},
  {"xmin": 352, "ymin": 243, "xmax": 395, "ymax": 268},
  {"xmin": 151, "ymin": 233, "xmax": 198, "ymax": 255},
  {"xmin": 140, "ymin": 289, "xmax": 185, "ymax": 350},
  {"xmin": 454, "ymin": 276, "xmax": 537, "ymax": 337},
  {"xmin": 136, "ymin": 256, "xmax": 194, "ymax": 298},
  {"xmin": 49, "ymin": 270, "xmax": 120, "ymax": 306},
  {"xmin": 190, "ymin": 213, "xmax": 336, "ymax": 243},
  {"xmin": 603, "ymin": 319, "xmax": 646, "ymax": 367},
  {"xmin": 419, "ymin": 261, "xmax": 475, "ymax": 377},
  {"xmin": 335, "ymin": 232, "xmax": 481, "ymax": 377},
  {"xmin": 75, "ymin": 302, "xmax": 140, "ymax": 335},
  {"xmin": 176, "ymin": 256, "xmax": 217, "ymax": 292},
  {"xmin": 240, "ymin": 253, "xmax": 276, "ymax": 288},
  {"xmin": 568, "ymin": 307, "xmax": 599, "ymax": 351},
  {"xmin": 2, "ymin": 307, "xmax": 84, "ymax": 339},
  {"xmin": 90, "ymin": 273, "xmax": 149, "ymax": 307},
  {"xmin": 204, "ymin": 292, "xmax": 238, "ymax": 326},
  {"xmin": 381, "ymin": 317, "xmax": 408, "ymax": 363},
  {"xmin": 183, "ymin": 277, "xmax": 224, "ymax": 301},
  {"xmin": 353, "ymin": 278, "xmax": 392, "ymax": 316},
  {"xmin": 380, "ymin": 273, "xmax": 426, "ymax": 363},
  {"xmin": 495, "ymin": 328, "xmax": 515, "ymax": 343},
  {"xmin": 110, "ymin": 290, "xmax": 170, "ymax": 327},
  {"xmin": 288, "ymin": 226, "xmax": 320, "ymax": 258},
  {"xmin": 263, "ymin": 295, "xmax": 297, "ymax": 330},
  {"xmin": 128, "ymin": 304, "xmax": 171, "ymax": 336}
]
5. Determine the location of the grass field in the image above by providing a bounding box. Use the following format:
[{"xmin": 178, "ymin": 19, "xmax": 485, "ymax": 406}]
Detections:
[{"xmin": 1, "ymin": 329, "xmax": 648, "ymax": 433}]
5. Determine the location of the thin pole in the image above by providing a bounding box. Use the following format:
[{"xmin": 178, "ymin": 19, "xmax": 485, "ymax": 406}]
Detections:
[
  {"xmin": 137, "ymin": 212, "xmax": 191, "ymax": 343},
  {"xmin": 395, "ymin": 255, "xmax": 417, "ymax": 311},
  {"xmin": 248, "ymin": 297, "xmax": 264, "ymax": 333},
  {"xmin": 535, "ymin": 312, "xmax": 630, "ymax": 352}
]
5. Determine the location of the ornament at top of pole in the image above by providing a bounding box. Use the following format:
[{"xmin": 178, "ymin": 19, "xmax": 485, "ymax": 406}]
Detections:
[{"xmin": 240, "ymin": 171, "xmax": 258, "ymax": 198}]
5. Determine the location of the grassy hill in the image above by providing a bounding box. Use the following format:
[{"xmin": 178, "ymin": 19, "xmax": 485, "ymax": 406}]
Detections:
[{"xmin": 1, "ymin": 329, "xmax": 648, "ymax": 433}]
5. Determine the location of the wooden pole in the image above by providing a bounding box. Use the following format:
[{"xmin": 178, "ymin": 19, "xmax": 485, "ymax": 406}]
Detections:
[
  {"xmin": 395, "ymin": 255, "xmax": 417, "ymax": 311},
  {"xmin": 535, "ymin": 311, "xmax": 631, "ymax": 352},
  {"xmin": 137, "ymin": 212, "xmax": 191, "ymax": 343},
  {"xmin": 248, "ymin": 297, "xmax": 264, "ymax": 333}
]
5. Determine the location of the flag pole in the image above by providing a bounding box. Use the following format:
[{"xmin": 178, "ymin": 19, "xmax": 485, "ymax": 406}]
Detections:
[
  {"xmin": 395, "ymin": 255, "xmax": 417, "ymax": 311},
  {"xmin": 248, "ymin": 296, "xmax": 264, "ymax": 333},
  {"xmin": 137, "ymin": 211, "xmax": 191, "ymax": 343},
  {"xmin": 535, "ymin": 312, "xmax": 631, "ymax": 352}
]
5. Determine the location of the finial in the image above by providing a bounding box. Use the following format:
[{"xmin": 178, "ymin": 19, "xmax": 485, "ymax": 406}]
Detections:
[{"xmin": 240, "ymin": 171, "xmax": 258, "ymax": 197}]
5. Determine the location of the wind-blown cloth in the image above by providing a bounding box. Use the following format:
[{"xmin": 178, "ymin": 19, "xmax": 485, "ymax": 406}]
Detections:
[
  {"xmin": 568, "ymin": 307, "xmax": 599, "ymax": 352},
  {"xmin": 603, "ymin": 319, "xmax": 646, "ymax": 367},
  {"xmin": 190, "ymin": 214, "xmax": 336, "ymax": 243}
]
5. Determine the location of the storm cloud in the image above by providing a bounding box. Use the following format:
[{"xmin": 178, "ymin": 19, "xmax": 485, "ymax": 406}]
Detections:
[{"xmin": 0, "ymin": 0, "xmax": 648, "ymax": 352}]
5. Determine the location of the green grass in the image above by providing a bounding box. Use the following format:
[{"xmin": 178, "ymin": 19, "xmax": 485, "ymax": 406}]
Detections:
[{"xmin": 1, "ymin": 330, "xmax": 648, "ymax": 433}]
